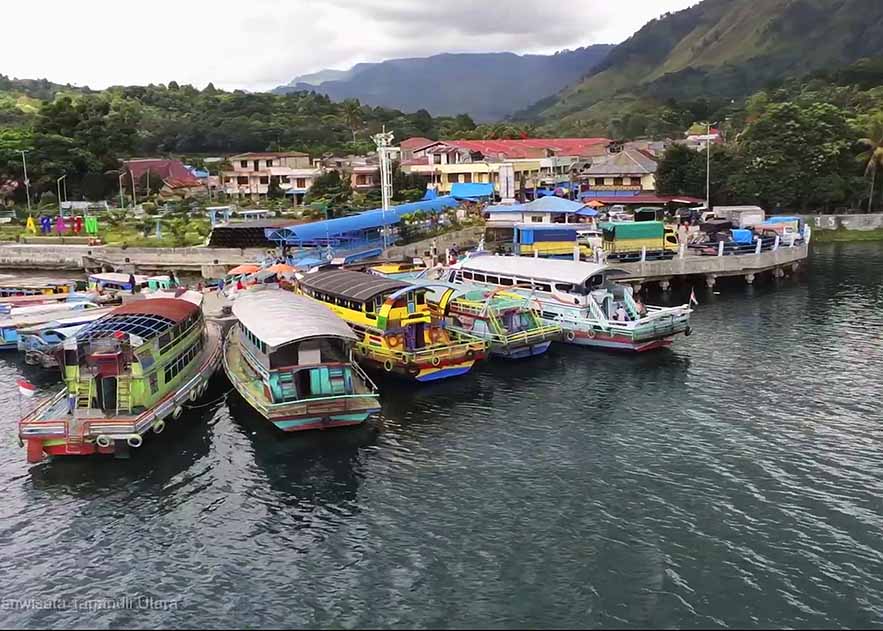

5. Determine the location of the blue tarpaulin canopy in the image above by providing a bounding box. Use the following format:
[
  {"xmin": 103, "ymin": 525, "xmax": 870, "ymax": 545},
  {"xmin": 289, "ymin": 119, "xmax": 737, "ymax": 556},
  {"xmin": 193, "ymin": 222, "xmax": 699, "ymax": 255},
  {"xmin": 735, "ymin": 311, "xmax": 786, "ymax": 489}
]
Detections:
[
  {"xmin": 575, "ymin": 207, "xmax": 599, "ymax": 217},
  {"xmin": 731, "ymin": 229, "xmax": 754, "ymax": 244},
  {"xmin": 450, "ymin": 183, "xmax": 494, "ymax": 200},
  {"xmin": 266, "ymin": 196, "xmax": 459, "ymax": 247},
  {"xmin": 521, "ymin": 196, "xmax": 586, "ymax": 212}
]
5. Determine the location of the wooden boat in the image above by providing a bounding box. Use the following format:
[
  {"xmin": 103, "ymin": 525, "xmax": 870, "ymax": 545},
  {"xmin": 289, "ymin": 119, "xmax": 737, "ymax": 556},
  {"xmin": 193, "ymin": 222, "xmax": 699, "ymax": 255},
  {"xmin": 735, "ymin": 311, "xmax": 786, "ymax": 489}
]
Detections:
[
  {"xmin": 16, "ymin": 309, "xmax": 115, "ymax": 366},
  {"xmin": 224, "ymin": 289, "xmax": 381, "ymax": 432},
  {"xmin": 297, "ymin": 269, "xmax": 487, "ymax": 382},
  {"xmin": 366, "ymin": 258, "xmax": 428, "ymax": 280},
  {"xmin": 19, "ymin": 298, "xmax": 222, "ymax": 462},
  {"xmin": 445, "ymin": 253, "xmax": 693, "ymax": 352},
  {"xmin": 0, "ymin": 301, "xmax": 104, "ymax": 350},
  {"xmin": 433, "ymin": 286, "xmax": 561, "ymax": 359},
  {"xmin": 87, "ymin": 272, "xmax": 170, "ymax": 295},
  {"xmin": 0, "ymin": 276, "xmax": 77, "ymax": 298}
]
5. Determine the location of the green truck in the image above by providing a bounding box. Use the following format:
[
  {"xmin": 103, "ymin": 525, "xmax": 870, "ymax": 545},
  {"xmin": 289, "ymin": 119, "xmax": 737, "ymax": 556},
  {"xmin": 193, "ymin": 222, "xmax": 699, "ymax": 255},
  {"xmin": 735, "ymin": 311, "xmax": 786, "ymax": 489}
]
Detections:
[{"xmin": 600, "ymin": 221, "xmax": 679, "ymax": 261}]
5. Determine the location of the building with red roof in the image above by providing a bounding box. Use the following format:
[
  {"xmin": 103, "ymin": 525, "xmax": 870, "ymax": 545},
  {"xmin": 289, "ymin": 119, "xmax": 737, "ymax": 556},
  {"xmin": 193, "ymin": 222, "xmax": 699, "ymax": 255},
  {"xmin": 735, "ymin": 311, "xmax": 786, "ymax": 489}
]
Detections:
[{"xmin": 402, "ymin": 137, "xmax": 612, "ymax": 197}]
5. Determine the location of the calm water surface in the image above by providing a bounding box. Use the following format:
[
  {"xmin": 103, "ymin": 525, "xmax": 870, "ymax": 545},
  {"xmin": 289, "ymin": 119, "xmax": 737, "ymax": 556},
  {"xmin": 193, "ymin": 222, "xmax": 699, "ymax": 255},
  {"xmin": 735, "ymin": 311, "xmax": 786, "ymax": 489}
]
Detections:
[{"xmin": 1, "ymin": 243, "xmax": 882, "ymax": 629}]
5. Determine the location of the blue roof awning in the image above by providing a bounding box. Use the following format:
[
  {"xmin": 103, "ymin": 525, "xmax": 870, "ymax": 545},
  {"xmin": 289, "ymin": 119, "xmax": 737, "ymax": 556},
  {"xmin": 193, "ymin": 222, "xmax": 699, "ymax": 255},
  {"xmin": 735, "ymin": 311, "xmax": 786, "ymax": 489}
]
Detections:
[
  {"xmin": 451, "ymin": 183, "xmax": 494, "ymax": 200},
  {"xmin": 266, "ymin": 196, "xmax": 459, "ymax": 244}
]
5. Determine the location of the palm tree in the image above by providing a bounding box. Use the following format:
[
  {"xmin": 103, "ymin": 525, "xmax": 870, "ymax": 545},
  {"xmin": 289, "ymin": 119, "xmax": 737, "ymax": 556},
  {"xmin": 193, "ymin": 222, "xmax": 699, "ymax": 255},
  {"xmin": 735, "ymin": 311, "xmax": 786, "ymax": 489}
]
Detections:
[
  {"xmin": 341, "ymin": 99, "xmax": 362, "ymax": 143},
  {"xmin": 859, "ymin": 116, "xmax": 883, "ymax": 213}
]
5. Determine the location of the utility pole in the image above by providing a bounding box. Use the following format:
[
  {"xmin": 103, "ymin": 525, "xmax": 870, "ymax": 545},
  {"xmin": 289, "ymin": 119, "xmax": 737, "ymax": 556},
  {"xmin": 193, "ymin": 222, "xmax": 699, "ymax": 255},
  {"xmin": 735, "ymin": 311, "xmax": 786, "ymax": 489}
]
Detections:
[
  {"xmin": 19, "ymin": 151, "xmax": 31, "ymax": 214},
  {"xmin": 119, "ymin": 174, "xmax": 125, "ymax": 209},
  {"xmin": 705, "ymin": 122, "xmax": 713, "ymax": 210},
  {"xmin": 57, "ymin": 175, "xmax": 67, "ymax": 217},
  {"xmin": 130, "ymin": 170, "xmax": 137, "ymax": 208},
  {"xmin": 372, "ymin": 127, "xmax": 398, "ymax": 250}
]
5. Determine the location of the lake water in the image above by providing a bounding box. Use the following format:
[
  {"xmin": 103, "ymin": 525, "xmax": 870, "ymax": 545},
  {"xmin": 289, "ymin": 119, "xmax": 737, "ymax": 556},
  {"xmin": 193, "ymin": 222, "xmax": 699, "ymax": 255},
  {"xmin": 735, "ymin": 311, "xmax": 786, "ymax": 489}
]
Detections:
[{"xmin": 1, "ymin": 243, "xmax": 882, "ymax": 629}]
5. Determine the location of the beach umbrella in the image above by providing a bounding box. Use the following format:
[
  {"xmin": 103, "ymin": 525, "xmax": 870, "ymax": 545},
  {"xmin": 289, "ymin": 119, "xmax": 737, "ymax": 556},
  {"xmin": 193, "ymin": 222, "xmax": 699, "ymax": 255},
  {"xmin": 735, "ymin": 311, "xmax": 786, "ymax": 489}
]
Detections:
[
  {"xmin": 266, "ymin": 263, "xmax": 295, "ymax": 275},
  {"xmin": 228, "ymin": 264, "xmax": 260, "ymax": 276}
]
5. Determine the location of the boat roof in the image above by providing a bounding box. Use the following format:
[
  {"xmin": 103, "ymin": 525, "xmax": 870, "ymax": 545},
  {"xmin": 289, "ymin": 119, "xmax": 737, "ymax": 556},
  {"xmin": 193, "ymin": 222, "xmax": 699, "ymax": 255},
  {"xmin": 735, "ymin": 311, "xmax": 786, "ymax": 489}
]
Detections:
[
  {"xmin": 233, "ymin": 289, "xmax": 356, "ymax": 349},
  {"xmin": 77, "ymin": 299, "xmax": 199, "ymax": 343},
  {"xmin": 89, "ymin": 272, "xmax": 150, "ymax": 283},
  {"xmin": 456, "ymin": 254, "xmax": 610, "ymax": 285},
  {"xmin": 300, "ymin": 269, "xmax": 410, "ymax": 302}
]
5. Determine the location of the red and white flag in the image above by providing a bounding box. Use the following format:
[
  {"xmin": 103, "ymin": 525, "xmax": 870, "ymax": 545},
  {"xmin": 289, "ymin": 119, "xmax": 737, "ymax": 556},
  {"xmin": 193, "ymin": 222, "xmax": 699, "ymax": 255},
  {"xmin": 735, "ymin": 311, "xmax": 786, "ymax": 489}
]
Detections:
[
  {"xmin": 689, "ymin": 289, "xmax": 699, "ymax": 306},
  {"xmin": 17, "ymin": 379, "xmax": 36, "ymax": 398}
]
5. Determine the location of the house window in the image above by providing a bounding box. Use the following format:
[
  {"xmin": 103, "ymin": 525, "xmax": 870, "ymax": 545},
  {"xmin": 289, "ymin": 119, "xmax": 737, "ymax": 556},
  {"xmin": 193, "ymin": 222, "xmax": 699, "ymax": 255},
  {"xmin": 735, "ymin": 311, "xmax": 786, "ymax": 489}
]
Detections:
[
  {"xmin": 613, "ymin": 177, "xmax": 623, "ymax": 186},
  {"xmin": 463, "ymin": 173, "xmax": 472, "ymax": 183},
  {"xmin": 296, "ymin": 178, "xmax": 306, "ymax": 188},
  {"xmin": 265, "ymin": 160, "xmax": 274, "ymax": 167},
  {"xmin": 240, "ymin": 160, "xmax": 248, "ymax": 168},
  {"xmin": 448, "ymin": 174, "xmax": 460, "ymax": 184},
  {"xmin": 253, "ymin": 161, "xmax": 260, "ymax": 171},
  {"xmin": 594, "ymin": 178, "xmax": 605, "ymax": 186},
  {"xmin": 281, "ymin": 176, "xmax": 290, "ymax": 183},
  {"xmin": 357, "ymin": 175, "xmax": 367, "ymax": 185},
  {"xmin": 237, "ymin": 176, "xmax": 249, "ymax": 185},
  {"xmin": 531, "ymin": 216, "xmax": 543, "ymax": 223},
  {"xmin": 622, "ymin": 177, "xmax": 632, "ymax": 186},
  {"xmin": 260, "ymin": 176, "xmax": 269, "ymax": 185}
]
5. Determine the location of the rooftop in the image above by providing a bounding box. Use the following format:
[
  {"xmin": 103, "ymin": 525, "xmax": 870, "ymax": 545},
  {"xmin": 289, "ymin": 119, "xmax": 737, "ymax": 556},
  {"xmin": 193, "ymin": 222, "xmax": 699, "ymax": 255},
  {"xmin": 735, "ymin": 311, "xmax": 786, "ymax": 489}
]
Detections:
[
  {"xmin": 456, "ymin": 253, "xmax": 609, "ymax": 286},
  {"xmin": 230, "ymin": 151, "xmax": 309, "ymax": 159},
  {"xmin": 417, "ymin": 138, "xmax": 611, "ymax": 160},
  {"xmin": 584, "ymin": 149, "xmax": 658, "ymax": 176},
  {"xmin": 232, "ymin": 289, "xmax": 356, "ymax": 349}
]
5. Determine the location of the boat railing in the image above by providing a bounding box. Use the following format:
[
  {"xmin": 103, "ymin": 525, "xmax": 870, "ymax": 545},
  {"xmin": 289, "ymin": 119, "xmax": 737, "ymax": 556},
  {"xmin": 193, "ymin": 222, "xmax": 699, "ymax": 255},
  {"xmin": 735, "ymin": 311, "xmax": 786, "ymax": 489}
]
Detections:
[
  {"xmin": 262, "ymin": 392, "xmax": 380, "ymax": 413},
  {"xmin": 467, "ymin": 323, "xmax": 562, "ymax": 347},
  {"xmin": 349, "ymin": 357, "xmax": 379, "ymax": 392},
  {"xmin": 357, "ymin": 335, "xmax": 486, "ymax": 364}
]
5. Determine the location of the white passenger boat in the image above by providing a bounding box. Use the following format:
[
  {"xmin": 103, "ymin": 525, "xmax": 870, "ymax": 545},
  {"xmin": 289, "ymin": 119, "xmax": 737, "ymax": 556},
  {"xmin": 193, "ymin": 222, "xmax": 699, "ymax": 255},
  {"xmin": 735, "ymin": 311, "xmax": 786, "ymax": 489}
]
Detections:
[{"xmin": 443, "ymin": 253, "xmax": 693, "ymax": 352}]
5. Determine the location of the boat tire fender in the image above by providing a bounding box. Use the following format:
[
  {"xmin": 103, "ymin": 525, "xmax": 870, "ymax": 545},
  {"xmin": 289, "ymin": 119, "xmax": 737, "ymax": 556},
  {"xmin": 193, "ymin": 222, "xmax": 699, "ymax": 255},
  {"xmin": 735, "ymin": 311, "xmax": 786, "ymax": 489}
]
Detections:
[
  {"xmin": 173, "ymin": 406, "xmax": 183, "ymax": 420},
  {"xmin": 189, "ymin": 389, "xmax": 199, "ymax": 403},
  {"xmin": 407, "ymin": 364, "xmax": 420, "ymax": 377},
  {"xmin": 96, "ymin": 435, "xmax": 112, "ymax": 449},
  {"xmin": 153, "ymin": 420, "xmax": 166, "ymax": 434},
  {"xmin": 431, "ymin": 356, "xmax": 441, "ymax": 367},
  {"xmin": 127, "ymin": 434, "xmax": 143, "ymax": 449},
  {"xmin": 566, "ymin": 330, "xmax": 577, "ymax": 342},
  {"xmin": 466, "ymin": 349, "xmax": 475, "ymax": 360},
  {"xmin": 383, "ymin": 359, "xmax": 395, "ymax": 373},
  {"xmin": 685, "ymin": 326, "xmax": 693, "ymax": 337}
]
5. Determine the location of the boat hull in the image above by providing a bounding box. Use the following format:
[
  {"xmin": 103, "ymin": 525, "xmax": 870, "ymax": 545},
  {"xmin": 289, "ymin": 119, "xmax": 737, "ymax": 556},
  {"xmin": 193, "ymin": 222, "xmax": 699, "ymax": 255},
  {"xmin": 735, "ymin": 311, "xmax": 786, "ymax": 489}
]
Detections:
[
  {"xmin": 491, "ymin": 340, "xmax": 553, "ymax": 359},
  {"xmin": 566, "ymin": 329, "xmax": 675, "ymax": 352},
  {"xmin": 19, "ymin": 322, "xmax": 223, "ymax": 462},
  {"xmin": 358, "ymin": 352, "xmax": 483, "ymax": 383}
]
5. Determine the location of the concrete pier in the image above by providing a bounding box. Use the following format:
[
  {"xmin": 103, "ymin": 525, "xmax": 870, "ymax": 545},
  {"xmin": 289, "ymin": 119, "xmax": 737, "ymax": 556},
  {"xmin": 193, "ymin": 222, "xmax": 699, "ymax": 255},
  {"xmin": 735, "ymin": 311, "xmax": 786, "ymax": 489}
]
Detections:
[{"xmin": 612, "ymin": 244, "xmax": 808, "ymax": 286}]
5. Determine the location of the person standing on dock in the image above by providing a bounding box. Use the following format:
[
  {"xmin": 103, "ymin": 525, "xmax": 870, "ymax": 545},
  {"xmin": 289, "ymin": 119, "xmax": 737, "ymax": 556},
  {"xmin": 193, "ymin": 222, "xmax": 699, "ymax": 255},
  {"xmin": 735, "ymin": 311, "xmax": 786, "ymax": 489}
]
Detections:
[
  {"xmin": 677, "ymin": 222, "xmax": 689, "ymax": 247},
  {"xmin": 128, "ymin": 273, "xmax": 137, "ymax": 294}
]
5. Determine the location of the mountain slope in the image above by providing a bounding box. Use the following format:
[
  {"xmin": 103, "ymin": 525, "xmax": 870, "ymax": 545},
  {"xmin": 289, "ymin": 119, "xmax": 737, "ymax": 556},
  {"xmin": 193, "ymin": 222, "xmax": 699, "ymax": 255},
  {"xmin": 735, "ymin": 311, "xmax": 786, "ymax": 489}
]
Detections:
[
  {"xmin": 521, "ymin": 0, "xmax": 883, "ymax": 125},
  {"xmin": 274, "ymin": 47, "xmax": 613, "ymax": 122}
]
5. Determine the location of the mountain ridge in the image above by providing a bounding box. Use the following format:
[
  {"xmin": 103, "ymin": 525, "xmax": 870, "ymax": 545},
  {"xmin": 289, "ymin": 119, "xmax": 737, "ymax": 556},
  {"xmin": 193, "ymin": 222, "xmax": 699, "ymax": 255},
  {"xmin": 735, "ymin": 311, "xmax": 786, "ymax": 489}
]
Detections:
[{"xmin": 274, "ymin": 47, "xmax": 614, "ymax": 122}]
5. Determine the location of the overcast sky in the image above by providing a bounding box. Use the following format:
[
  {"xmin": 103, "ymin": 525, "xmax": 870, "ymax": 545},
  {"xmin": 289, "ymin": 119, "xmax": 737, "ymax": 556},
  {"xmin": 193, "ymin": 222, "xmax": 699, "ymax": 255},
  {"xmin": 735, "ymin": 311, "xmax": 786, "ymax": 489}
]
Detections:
[{"xmin": 6, "ymin": 0, "xmax": 697, "ymax": 91}]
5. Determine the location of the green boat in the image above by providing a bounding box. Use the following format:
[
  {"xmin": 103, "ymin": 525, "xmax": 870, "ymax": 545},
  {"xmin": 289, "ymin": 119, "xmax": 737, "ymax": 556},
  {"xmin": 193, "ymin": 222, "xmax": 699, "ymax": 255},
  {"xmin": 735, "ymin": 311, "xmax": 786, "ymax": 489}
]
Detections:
[
  {"xmin": 224, "ymin": 288, "xmax": 381, "ymax": 432},
  {"xmin": 19, "ymin": 297, "xmax": 223, "ymax": 462}
]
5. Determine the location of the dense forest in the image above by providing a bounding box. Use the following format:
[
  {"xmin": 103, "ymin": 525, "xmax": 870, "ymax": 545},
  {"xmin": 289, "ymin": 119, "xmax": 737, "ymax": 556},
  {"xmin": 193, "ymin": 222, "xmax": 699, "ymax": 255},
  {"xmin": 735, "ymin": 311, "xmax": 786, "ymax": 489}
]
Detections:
[{"xmin": 654, "ymin": 59, "xmax": 883, "ymax": 212}]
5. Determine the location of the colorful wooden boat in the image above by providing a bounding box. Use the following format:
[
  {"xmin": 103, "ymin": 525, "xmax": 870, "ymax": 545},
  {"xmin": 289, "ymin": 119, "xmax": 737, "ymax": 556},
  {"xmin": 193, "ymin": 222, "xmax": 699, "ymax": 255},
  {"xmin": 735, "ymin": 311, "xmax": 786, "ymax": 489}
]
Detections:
[
  {"xmin": 18, "ymin": 298, "xmax": 222, "ymax": 462},
  {"xmin": 433, "ymin": 286, "xmax": 561, "ymax": 359},
  {"xmin": 297, "ymin": 269, "xmax": 487, "ymax": 382},
  {"xmin": 0, "ymin": 301, "xmax": 105, "ymax": 350},
  {"xmin": 445, "ymin": 253, "xmax": 693, "ymax": 352},
  {"xmin": 0, "ymin": 276, "xmax": 77, "ymax": 298},
  {"xmin": 224, "ymin": 289, "xmax": 381, "ymax": 432}
]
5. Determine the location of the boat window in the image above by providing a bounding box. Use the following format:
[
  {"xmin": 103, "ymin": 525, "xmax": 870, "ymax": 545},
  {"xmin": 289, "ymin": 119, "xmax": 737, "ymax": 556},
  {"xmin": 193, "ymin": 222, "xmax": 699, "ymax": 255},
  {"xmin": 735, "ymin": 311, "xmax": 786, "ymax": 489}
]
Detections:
[
  {"xmin": 163, "ymin": 336, "xmax": 204, "ymax": 384},
  {"xmin": 534, "ymin": 282, "xmax": 551, "ymax": 292},
  {"xmin": 416, "ymin": 293, "xmax": 425, "ymax": 305},
  {"xmin": 149, "ymin": 374, "xmax": 158, "ymax": 395},
  {"xmin": 499, "ymin": 277, "xmax": 513, "ymax": 286},
  {"xmin": 541, "ymin": 311, "xmax": 559, "ymax": 320},
  {"xmin": 486, "ymin": 275, "xmax": 499, "ymax": 285},
  {"xmin": 587, "ymin": 275, "xmax": 604, "ymax": 290},
  {"xmin": 473, "ymin": 273, "xmax": 486, "ymax": 282},
  {"xmin": 555, "ymin": 283, "xmax": 574, "ymax": 293},
  {"xmin": 463, "ymin": 271, "xmax": 473, "ymax": 280}
]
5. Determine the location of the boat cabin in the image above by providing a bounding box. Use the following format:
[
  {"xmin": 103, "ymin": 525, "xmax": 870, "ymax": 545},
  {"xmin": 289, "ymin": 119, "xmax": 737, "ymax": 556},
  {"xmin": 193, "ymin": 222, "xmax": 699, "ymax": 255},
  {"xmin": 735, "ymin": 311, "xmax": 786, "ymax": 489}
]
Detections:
[{"xmin": 231, "ymin": 290, "xmax": 367, "ymax": 403}]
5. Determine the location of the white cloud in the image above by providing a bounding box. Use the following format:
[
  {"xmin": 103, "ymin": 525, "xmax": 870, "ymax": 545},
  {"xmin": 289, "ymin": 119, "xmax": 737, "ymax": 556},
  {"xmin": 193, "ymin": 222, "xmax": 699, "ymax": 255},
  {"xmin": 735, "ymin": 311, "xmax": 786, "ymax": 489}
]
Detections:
[{"xmin": 2, "ymin": 0, "xmax": 697, "ymax": 91}]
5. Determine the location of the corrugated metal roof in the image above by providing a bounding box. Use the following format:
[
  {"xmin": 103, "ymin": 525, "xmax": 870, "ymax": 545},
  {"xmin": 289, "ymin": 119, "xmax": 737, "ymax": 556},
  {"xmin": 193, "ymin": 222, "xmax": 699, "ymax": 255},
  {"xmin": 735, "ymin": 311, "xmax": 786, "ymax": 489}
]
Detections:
[
  {"xmin": 585, "ymin": 149, "xmax": 657, "ymax": 176},
  {"xmin": 112, "ymin": 298, "xmax": 200, "ymax": 323},
  {"xmin": 451, "ymin": 183, "xmax": 494, "ymax": 199},
  {"xmin": 232, "ymin": 289, "xmax": 355, "ymax": 349},
  {"xmin": 455, "ymin": 254, "xmax": 608, "ymax": 286},
  {"xmin": 299, "ymin": 270, "xmax": 409, "ymax": 302}
]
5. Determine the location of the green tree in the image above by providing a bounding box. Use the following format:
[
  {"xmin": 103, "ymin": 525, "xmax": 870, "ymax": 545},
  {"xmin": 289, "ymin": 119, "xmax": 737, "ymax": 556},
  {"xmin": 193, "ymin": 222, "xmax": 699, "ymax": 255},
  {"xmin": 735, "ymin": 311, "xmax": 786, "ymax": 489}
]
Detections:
[
  {"xmin": 858, "ymin": 114, "xmax": 883, "ymax": 212},
  {"xmin": 341, "ymin": 99, "xmax": 363, "ymax": 143}
]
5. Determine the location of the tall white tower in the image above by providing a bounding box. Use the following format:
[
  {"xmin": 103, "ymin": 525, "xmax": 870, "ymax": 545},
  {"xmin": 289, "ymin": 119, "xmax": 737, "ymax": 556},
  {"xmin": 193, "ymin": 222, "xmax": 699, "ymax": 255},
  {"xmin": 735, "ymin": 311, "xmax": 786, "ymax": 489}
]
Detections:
[{"xmin": 372, "ymin": 128, "xmax": 399, "ymax": 249}]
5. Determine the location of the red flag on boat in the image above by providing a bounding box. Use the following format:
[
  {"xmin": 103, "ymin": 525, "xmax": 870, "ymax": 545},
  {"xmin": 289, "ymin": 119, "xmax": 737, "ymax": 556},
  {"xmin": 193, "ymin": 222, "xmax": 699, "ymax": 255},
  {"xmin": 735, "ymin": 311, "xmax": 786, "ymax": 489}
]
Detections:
[
  {"xmin": 689, "ymin": 289, "xmax": 699, "ymax": 306},
  {"xmin": 17, "ymin": 379, "xmax": 36, "ymax": 398}
]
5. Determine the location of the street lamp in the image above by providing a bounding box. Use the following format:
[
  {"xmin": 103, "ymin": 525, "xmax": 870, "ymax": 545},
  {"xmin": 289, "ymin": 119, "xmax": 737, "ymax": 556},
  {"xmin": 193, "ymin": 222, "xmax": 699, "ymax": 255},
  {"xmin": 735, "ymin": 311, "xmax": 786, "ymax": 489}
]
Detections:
[
  {"xmin": 19, "ymin": 151, "xmax": 31, "ymax": 214},
  {"xmin": 57, "ymin": 175, "xmax": 67, "ymax": 216}
]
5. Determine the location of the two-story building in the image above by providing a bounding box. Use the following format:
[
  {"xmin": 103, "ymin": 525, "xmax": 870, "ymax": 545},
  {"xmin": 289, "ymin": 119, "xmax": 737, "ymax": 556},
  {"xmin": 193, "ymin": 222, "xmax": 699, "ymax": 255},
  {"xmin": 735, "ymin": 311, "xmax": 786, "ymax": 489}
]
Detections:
[
  {"xmin": 574, "ymin": 149, "xmax": 658, "ymax": 202},
  {"xmin": 404, "ymin": 138, "xmax": 610, "ymax": 197},
  {"xmin": 221, "ymin": 151, "xmax": 323, "ymax": 204}
]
